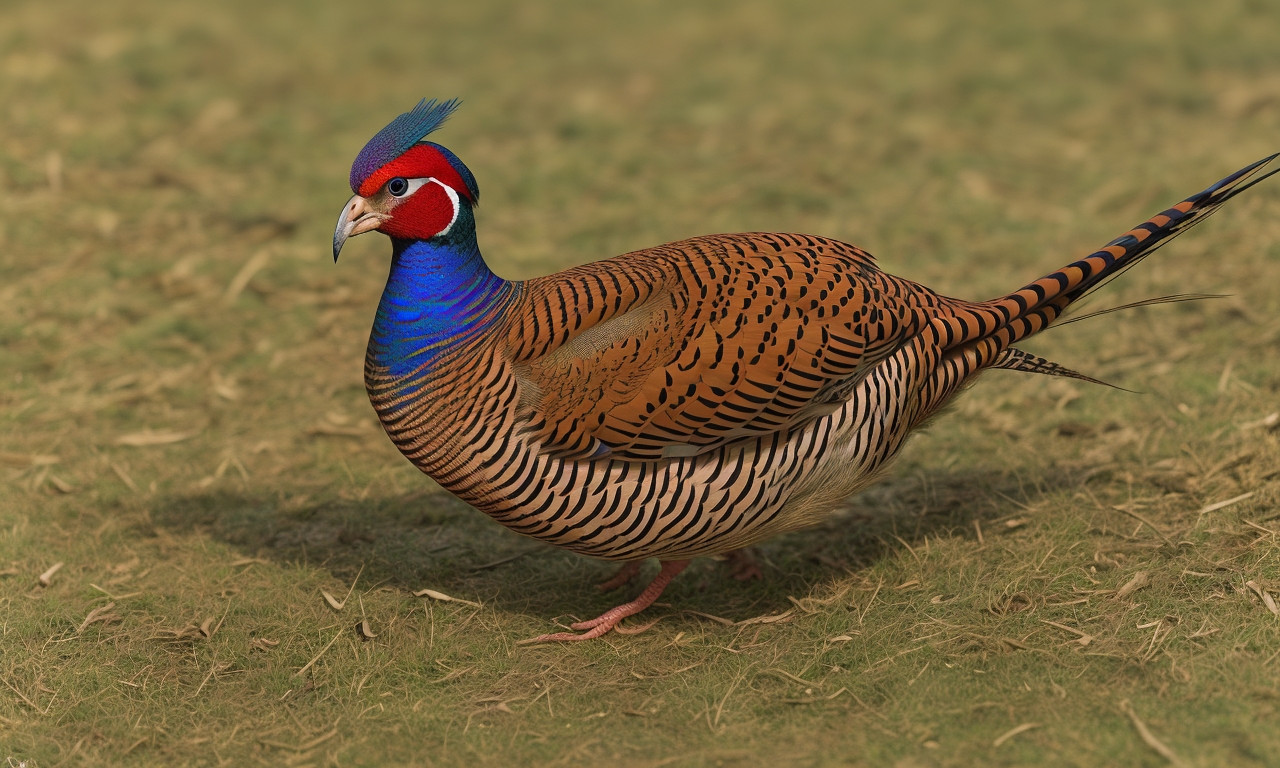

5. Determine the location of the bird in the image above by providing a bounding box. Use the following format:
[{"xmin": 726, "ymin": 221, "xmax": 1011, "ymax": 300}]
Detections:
[{"xmin": 332, "ymin": 99, "xmax": 1277, "ymax": 642}]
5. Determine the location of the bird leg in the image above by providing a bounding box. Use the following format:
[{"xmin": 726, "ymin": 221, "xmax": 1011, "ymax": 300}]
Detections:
[
  {"xmin": 523, "ymin": 560, "xmax": 690, "ymax": 643},
  {"xmin": 601, "ymin": 552, "xmax": 757, "ymax": 592},
  {"xmin": 596, "ymin": 560, "xmax": 643, "ymax": 592}
]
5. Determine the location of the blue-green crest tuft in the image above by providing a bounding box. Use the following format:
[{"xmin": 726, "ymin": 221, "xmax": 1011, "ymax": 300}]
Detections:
[{"xmin": 350, "ymin": 98, "xmax": 461, "ymax": 192}]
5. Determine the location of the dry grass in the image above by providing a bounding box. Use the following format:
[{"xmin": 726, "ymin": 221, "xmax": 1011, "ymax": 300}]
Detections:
[{"xmin": 3, "ymin": 0, "xmax": 1280, "ymax": 765}]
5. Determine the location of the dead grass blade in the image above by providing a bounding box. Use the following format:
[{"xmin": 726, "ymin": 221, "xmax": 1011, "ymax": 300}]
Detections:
[
  {"xmin": 322, "ymin": 564, "xmax": 364, "ymax": 611},
  {"xmin": 1114, "ymin": 571, "xmax": 1150, "ymax": 600},
  {"xmin": 224, "ymin": 248, "xmax": 271, "ymax": 303},
  {"xmin": 110, "ymin": 462, "xmax": 139, "ymax": 492},
  {"xmin": 295, "ymin": 629, "xmax": 344, "ymax": 678},
  {"xmin": 1040, "ymin": 619, "xmax": 1094, "ymax": 647},
  {"xmin": 1119, "ymin": 699, "xmax": 1189, "ymax": 768},
  {"xmin": 763, "ymin": 668, "xmax": 818, "ymax": 688},
  {"xmin": 735, "ymin": 609, "xmax": 794, "ymax": 627},
  {"xmin": 1111, "ymin": 506, "xmax": 1176, "ymax": 547},
  {"xmin": 857, "ymin": 577, "xmax": 884, "ymax": 626},
  {"xmin": 2, "ymin": 676, "xmax": 56, "ymax": 716},
  {"xmin": 46, "ymin": 473, "xmax": 74, "ymax": 493},
  {"xmin": 470, "ymin": 548, "xmax": 538, "ymax": 571},
  {"xmin": 0, "ymin": 452, "xmax": 59, "ymax": 468},
  {"xmin": 77, "ymin": 602, "xmax": 121, "ymax": 633},
  {"xmin": 709, "ymin": 668, "xmax": 747, "ymax": 731},
  {"xmin": 1196, "ymin": 492, "xmax": 1255, "ymax": 517},
  {"xmin": 781, "ymin": 687, "xmax": 850, "ymax": 705},
  {"xmin": 1244, "ymin": 581, "xmax": 1279, "ymax": 616},
  {"xmin": 681, "ymin": 609, "xmax": 735, "ymax": 626},
  {"xmin": 260, "ymin": 725, "xmax": 340, "ymax": 753},
  {"xmin": 88, "ymin": 583, "xmax": 141, "ymax": 600},
  {"xmin": 992, "ymin": 722, "xmax": 1040, "ymax": 748},
  {"xmin": 114, "ymin": 429, "xmax": 201, "ymax": 447},
  {"xmin": 426, "ymin": 666, "xmax": 475, "ymax": 686},
  {"xmin": 228, "ymin": 557, "xmax": 269, "ymax": 567},
  {"xmin": 38, "ymin": 562, "xmax": 64, "ymax": 587},
  {"xmin": 412, "ymin": 588, "xmax": 482, "ymax": 607},
  {"xmin": 191, "ymin": 660, "xmax": 231, "ymax": 698},
  {"xmin": 1238, "ymin": 412, "xmax": 1279, "ymax": 431}
]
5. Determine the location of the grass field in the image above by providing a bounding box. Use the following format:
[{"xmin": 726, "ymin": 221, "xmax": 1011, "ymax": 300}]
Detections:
[{"xmin": 3, "ymin": 0, "xmax": 1279, "ymax": 765}]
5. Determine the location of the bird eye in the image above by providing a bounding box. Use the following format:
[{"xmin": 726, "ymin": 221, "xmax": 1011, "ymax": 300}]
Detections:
[{"xmin": 387, "ymin": 177, "xmax": 409, "ymax": 197}]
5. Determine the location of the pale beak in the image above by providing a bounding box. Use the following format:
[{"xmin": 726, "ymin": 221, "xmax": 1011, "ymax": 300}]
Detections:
[{"xmin": 332, "ymin": 195, "xmax": 388, "ymax": 262}]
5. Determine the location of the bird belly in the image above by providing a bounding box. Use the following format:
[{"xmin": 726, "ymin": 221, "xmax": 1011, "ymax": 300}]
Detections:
[{"xmin": 381, "ymin": 352, "xmax": 923, "ymax": 562}]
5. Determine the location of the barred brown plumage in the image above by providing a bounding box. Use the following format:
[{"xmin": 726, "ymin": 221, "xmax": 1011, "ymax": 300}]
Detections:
[{"xmin": 332, "ymin": 99, "xmax": 1278, "ymax": 642}]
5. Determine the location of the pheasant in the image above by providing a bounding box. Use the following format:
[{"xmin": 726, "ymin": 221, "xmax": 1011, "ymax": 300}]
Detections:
[{"xmin": 332, "ymin": 99, "xmax": 1277, "ymax": 642}]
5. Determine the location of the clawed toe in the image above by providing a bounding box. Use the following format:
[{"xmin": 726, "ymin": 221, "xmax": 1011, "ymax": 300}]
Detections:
[{"xmin": 520, "ymin": 560, "xmax": 689, "ymax": 644}]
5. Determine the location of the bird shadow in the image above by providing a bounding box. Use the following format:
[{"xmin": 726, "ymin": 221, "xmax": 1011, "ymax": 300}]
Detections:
[{"xmin": 145, "ymin": 459, "xmax": 1078, "ymax": 625}]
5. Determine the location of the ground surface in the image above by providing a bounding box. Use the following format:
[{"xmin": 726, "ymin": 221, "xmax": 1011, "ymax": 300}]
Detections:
[{"xmin": 2, "ymin": 1, "xmax": 1279, "ymax": 766}]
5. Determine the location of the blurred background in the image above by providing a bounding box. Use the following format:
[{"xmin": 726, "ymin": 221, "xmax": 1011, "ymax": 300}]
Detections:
[{"xmin": 3, "ymin": 0, "xmax": 1278, "ymax": 764}]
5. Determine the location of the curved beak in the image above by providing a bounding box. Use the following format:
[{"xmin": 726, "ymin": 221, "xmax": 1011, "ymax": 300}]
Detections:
[{"xmin": 332, "ymin": 195, "xmax": 388, "ymax": 262}]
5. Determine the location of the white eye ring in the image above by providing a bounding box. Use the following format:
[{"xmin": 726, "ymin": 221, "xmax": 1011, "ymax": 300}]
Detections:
[{"xmin": 388, "ymin": 177, "xmax": 431, "ymax": 198}]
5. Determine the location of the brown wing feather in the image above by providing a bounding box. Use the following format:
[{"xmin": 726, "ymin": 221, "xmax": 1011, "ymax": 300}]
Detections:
[{"xmin": 503, "ymin": 233, "xmax": 948, "ymax": 460}]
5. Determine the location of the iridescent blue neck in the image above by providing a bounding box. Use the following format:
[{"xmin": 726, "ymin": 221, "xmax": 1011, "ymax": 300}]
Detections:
[{"xmin": 368, "ymin": 227, "xmax": 513, "ymax": 378}]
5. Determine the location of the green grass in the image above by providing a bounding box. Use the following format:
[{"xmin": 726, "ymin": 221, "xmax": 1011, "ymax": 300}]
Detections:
[{"xmin": 3, "ymin": 0, "xmax": 1280, "ymax": 765}]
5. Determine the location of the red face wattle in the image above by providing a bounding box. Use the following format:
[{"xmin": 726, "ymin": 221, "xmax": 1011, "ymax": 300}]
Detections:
[
  {"xmin": 359, "ymin": 144, "xmax": 476, "ymax": 241},
  {"xmin": 334, "ymin": 132, "xmax": 482, "ymax": 261}
]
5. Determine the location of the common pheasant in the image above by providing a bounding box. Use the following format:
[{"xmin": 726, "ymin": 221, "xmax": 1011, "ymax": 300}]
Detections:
[{"xmin": 332, "ymin": 99, "xmax": 1277, "ymax": 642}]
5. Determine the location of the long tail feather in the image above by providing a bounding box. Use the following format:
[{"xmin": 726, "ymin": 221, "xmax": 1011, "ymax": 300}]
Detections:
[
  {"xmin": 908, "ymin": 153, "xmax": 1276, "ymax": 427},
  {"xmin": 991, "ymin": 347, "xmax": 1132, "ymax": 392},
  {"xmin": 1056, "ymin": 292, "xmax": 1224, "ymax": 326},
  {"xmin": 934, "ymin": 152, "xmax": 1278, "ymax": 358}
]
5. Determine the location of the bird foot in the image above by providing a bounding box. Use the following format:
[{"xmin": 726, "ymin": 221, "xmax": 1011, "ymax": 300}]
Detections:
[{"xmin": 520, "ymin": 560, "xmax": 690, "ymax": 644}]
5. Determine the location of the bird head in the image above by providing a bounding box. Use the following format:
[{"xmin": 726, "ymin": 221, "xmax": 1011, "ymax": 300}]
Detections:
[{"xmin": 333, "ymin": 99, "xmax": 480, "ymax": 261}]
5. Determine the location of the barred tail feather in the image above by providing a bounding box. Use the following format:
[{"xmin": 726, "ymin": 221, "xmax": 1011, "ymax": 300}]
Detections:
[
  {"xmin": 990, "ymin": 347, "xmax": 1130, "ymax": 391},
  {"xmin": 908, "ymin": 154, "xmax": 1275, "ymax": 424},
  {"xmin": 933, "ymin": 153, "xmax": 1278, "ymax": 357}
]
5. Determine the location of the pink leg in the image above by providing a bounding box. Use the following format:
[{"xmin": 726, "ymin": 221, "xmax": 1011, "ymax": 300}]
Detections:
[
  {"xmin": 596, "ymin": 560, "xmax": 643, "ymax": 592},
  {"xmin": 521, "ymin": 560, "xmax": 691, "ymax": 643}
]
